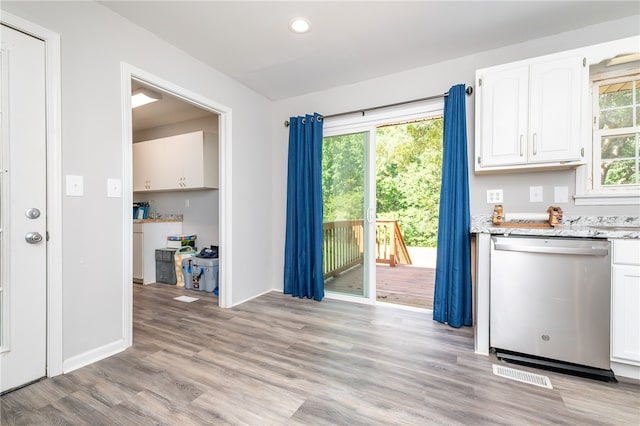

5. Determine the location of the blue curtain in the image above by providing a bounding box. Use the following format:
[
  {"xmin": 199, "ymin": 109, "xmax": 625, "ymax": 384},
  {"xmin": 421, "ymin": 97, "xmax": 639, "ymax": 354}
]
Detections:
[
  {"xmin": 284, "ymin": 113, "xmax": 324, "ymax": 301},
  {"xmin": 433, "ymin": 84, "xmax": 472, "ymax": 328}
]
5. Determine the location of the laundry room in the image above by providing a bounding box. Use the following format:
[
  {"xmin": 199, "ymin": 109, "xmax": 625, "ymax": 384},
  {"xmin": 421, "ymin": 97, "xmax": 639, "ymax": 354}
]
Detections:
[{"xmin": 131, "ymin": 80, "xmax": 220, "ymax": 296}]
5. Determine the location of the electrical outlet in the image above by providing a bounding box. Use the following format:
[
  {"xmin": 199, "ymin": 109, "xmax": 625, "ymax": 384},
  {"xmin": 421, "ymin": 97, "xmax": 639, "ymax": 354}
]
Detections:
[
  {"xmin": 530, "ymin": 186, "xmax": 543, "ymax": 203},
  {"xmin": 486, "ymin": 189, "xmax": 503, "ymax": 204}
]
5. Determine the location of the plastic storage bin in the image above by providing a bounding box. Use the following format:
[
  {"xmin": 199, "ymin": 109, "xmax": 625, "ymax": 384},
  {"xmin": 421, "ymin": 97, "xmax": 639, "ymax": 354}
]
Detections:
[
  {"xmin": 155, "ymin": 248, "xmax": 178, "ymax": 284},
  {"xmin": 182, "ymin": 257, "xmax": 219, "ymax": 292}
]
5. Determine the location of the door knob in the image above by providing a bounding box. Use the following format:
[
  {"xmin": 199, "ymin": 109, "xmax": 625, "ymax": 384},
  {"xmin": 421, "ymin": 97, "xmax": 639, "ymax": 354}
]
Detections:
[{"xmin": 25, "ymin": 232, "xmax": 43, "ymax": 244}]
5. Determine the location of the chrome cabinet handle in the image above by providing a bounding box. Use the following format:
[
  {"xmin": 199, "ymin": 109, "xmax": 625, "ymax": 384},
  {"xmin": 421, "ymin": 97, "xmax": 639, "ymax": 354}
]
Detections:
[
  {"xmin": 520, "ymin": 135, "xmax": 524, "ymax": 156},
  {"xmin": 532, "ymin": 133, "xmax": 537, "ymax": 155}
]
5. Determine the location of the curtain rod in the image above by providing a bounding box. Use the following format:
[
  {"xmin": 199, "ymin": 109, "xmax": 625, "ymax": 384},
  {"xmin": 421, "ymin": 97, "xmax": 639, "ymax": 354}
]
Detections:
[{"xmin": 284, "ymin": 86, "xmax": 473, "ymax": 127}]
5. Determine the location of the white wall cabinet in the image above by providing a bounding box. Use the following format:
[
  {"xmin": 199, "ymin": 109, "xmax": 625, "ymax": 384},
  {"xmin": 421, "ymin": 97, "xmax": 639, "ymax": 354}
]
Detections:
[
  {"xmin": 133, "ymin": 130, "xmax": 218, "ymax": 192},
  {"xmin": 132, "ymin": 221, "xmax": 182, "ymax": 284},
  {"xmin": 611, "ymin": 240, "xmax": 640, "ymax": 368},
  {"xmin": 475, "ymin": 54, "xmax": 585, "ymax": 172}
]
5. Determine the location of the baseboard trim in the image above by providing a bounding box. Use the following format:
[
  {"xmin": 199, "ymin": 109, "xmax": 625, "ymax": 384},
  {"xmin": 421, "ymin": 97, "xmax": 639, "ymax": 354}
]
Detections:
[
  {"xmin": 62, "ymin": 339, "xmax": 128, "ymax": 374},
  {"xmin": 611, "ymin": 361, "xmax": 640, "ymax": 380},
  {"xmin": 231, "ymin": 289, "xmax": 277, "ymax": 307}
]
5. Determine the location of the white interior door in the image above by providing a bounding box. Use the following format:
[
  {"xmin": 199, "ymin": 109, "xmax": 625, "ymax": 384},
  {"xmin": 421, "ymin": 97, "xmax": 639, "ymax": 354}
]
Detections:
[{"xmin": 0, "ymin": 24, "xmax": 47, "ymax": 393}]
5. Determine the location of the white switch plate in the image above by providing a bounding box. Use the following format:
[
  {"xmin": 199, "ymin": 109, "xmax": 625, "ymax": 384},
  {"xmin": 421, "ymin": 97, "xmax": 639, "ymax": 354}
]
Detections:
[
  {"xmin": 66, "ymin": 175, "xmax": 83, "ymax": 196},
  {"xmin": 486, "ymin": 189, "xmax": 503, "ymax": 204},
  {"xmin": 107, "ymin": 178, "xmax": 122, "ymax": 198},
  {"xmin": 529, "ymin": 186, "xmax": 543, "ymax": 203},
  {"xmin": 554, "ymin": 186, "xmax": 569, "ymax": 203}
]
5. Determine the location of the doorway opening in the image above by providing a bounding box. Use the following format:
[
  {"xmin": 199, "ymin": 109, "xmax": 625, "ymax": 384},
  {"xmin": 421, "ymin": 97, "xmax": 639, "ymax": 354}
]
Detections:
[
  {"xmin": 122, "ymin": 64, "xmax": 233, "ymax": 348},
  {"xmin": 322, "ymin": 107, "xmax": 443, "ymax": 310},
  {"xmin": 374, "ymin": 118, "xmax": 443, "ymax": 309},
  {"xmin": 131, "ymin": 79, "xmax": 220, "ymax": 297}
]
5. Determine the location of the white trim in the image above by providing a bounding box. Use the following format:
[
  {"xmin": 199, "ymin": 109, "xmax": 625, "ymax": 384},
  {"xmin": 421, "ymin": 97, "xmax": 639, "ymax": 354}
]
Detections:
[
  {"xmin": 231, "ymin": 288, "xmax": 275, "ymax": 307},
  {"xmin": 120, "ymin": 64, "xmax": 234, "ymax": 348},
  {"xmin": 325, "ymin": 291, "xmax": 375, "ymax": 305},
  {"xmin": 575, "ymin": 35, "xmax": 640, "ymax": 205},
  {"xmin": 574, "ymin": 192, "xmax": 640, "ymax": 205},
  {"xmin": 611, "ymin": 361, "xmax": 640, "ymax": 380},
  {"xmin": 62, "ymin": 339, "xmax": 127, "ymax": 374},
  {"xmin": 0, "ymin": 11, "xmax": 64, "ymax": 378},
  {"xmin": 375, "ymin": 300, "xmax": 432, "ymax": 314}
]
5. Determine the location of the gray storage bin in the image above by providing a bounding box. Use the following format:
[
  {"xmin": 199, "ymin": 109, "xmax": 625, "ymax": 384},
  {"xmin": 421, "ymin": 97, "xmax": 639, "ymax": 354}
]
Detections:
[
  {"xmin": 155, "ymin": 248, "xmax": 177, "ymax": 285},
  {"xmin": 182, "ymin": 257, "xmax": 219, "ymax": 292}
]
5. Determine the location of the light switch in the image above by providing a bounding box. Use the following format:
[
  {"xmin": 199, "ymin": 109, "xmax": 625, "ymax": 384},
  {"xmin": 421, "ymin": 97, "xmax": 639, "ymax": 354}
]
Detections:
[
  {"xmin": 66, "ymin": 175, "xmax": 83, "ymax": 197},
  {"xmin": 107, "ymin": 178, "xmax": 122, "ymax": 198},
  {"xmin": 554, "ymin": 186, "xmax": 569, "ymax": 203},
  {"xmin": 529, "ymin": 186, "xmax": 543, "ymax": 203}
]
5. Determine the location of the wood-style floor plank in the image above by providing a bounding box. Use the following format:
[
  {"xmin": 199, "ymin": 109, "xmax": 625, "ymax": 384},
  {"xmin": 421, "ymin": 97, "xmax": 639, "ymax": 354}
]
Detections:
[{"xmin": 1, "ymin": 283, "xmax": 638, "ymax": 425}]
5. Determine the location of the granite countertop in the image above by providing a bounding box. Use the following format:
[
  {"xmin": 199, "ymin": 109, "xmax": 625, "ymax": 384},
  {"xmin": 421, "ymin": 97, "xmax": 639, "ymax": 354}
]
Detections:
[
  {"xmin": 471, "ymin": 215, "xmax": 640, "ymax": 239},
  {"xmin": 133, "ymin": 215, "xmax": 183, "ymax": 224}
]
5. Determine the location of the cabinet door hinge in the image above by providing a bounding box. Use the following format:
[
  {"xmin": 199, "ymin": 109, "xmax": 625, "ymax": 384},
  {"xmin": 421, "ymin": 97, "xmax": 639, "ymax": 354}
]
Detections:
[
  {"xmin": 581, "ymin": 147, "xmax": 585, "ymax": 157},
  {"xmin": 583, "ymin": 57, "xmax": 586, "ymax": 67},
  {"xmin": 477, "ymin": 156, "xmax": 481, "ymax": 165},
  {"xmin": 478, "ymin": 78, "xmax": 482, "ymax": 87}
]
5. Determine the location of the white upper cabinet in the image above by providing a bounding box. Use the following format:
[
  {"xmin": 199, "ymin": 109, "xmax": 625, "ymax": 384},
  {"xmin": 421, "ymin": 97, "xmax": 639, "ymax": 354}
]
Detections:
[
  {"xmin": 133, "ymin": 130, "xmax": 219, "ymax": 192},
  {"xmin": 476, "ymin": 54, "xmax": 585, "ymax": 173},
  {"xmin": 478, "ymin": 65, "xmax": 529, "ymax": 167}
]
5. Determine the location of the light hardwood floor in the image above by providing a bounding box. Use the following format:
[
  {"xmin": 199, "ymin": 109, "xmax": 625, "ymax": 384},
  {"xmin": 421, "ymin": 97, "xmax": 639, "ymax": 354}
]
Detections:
[{"xmin": 1, "ymin": 284, "xmax": 639, "ymax": 425}]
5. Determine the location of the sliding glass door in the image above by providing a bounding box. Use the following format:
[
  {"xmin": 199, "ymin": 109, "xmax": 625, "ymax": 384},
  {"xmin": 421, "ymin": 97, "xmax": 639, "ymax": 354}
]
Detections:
[{"xmin": 322, "ymin": 130, "xmax": 375, "ymax": 300}]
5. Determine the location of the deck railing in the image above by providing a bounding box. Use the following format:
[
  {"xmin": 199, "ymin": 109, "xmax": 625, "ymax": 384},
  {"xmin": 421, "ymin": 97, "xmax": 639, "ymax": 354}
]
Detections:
[
  {"xmin": 323, "ymin": 219, "xmax": 412, "ymax": 279},
  {"xmin": 323, "ymin": 220, "xmax": 364, "ymax": 279},
  {"xmin": 375, "ymin": 220, "xmax": 412, "ymax": 267}
]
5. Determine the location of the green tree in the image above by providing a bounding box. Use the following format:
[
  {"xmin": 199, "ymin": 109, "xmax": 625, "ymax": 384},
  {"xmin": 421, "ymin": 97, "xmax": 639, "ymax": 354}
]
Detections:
[
  {"xmin": 322, "ymin": 132, "xmax": 365, "ymax": 222},
  {"xmin": 376, "ymin": 118, "xmax": 443, "ymax": 247}
]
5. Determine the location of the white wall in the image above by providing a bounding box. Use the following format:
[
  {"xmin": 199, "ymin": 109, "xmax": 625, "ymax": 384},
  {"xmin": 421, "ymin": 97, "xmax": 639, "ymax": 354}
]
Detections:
[
  {"xmin": 133, "ymin": 116, "xmax": 220, "ymax": 248},
  {"xmin": 270, "ymin": 14, "xmax": 640, "ymax": 291},
  {"xmin": 2, "ymin": 1, "xmax": 274, "ymax": 363}
]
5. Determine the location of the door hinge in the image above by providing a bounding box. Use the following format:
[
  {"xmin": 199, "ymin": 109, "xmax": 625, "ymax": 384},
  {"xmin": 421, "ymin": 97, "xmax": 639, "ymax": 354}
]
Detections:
[
  {"xmin": 581, "ymin": 147, "xmax": 585, "ymax": 157},
  {"xmin": 478, "ymin": 78, "xmax": 482, "ymax": 87},
  {"xmin": 46, "ymin": 231, "xmax": 50, "ymax": 242},
  {"xmin": 583, "ymin": 57, "xmax": 586, "ymax": 67},
  {"xmin": 477, "ymin": 156, "xmax": 481, "ymax": 165}
]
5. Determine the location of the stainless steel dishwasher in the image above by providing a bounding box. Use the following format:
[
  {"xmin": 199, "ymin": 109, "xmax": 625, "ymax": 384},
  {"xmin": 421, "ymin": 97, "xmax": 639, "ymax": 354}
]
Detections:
[{"xmin": 490, "ymin": 236, "xmax": 612, "ymax": 379}]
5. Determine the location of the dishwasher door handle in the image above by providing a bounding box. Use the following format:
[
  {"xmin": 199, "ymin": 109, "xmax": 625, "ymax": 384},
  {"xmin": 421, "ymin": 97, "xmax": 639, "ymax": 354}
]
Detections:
[{"xmin": 493, "ymin": 241, "xmax": 609, "ymax": 256}]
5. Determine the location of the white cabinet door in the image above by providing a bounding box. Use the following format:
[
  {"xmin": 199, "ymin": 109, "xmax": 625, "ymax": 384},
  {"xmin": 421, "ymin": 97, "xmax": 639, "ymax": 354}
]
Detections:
[
  {"xmin": 478, "ymin": 65, "xmax": 529, "ymax": 167},
  {"xmin": 175, "ymin": 132, "xmax": 205, "ymax": 189},
  {"xmin": 132, "ymin": 142, "xmax": 152, "ymax": 191},
  {"xmin": 611, "ymin": 264, "xmax": 640, "ymax": 365},
  {"xmin": 133, "ymin": 230, "xmax": 143, "ymax": 282},
  {"xmin": 529, "ymin": 56, "xmax": 583, "ymax": 163}
]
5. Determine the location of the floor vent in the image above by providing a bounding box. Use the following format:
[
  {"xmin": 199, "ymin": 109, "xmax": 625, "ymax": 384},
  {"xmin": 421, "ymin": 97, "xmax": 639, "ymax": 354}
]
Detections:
[{"xmin": 493, "ymin": 364, "xmax": 553, "ymax": 389}]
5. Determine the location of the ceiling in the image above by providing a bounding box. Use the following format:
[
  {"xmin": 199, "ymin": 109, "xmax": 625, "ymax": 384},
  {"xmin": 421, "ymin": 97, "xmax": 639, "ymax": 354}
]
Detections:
[
  {"xmin": 105, "ymin": 1, "xmax": 640, "ymax": 101},
  {"xmin": 131, "ymin": 80, "xmax": 215, "ymax": 132}
]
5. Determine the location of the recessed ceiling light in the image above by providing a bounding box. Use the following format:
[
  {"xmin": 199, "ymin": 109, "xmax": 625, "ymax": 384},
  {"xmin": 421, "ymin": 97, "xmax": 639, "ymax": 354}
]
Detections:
[
  {"xmin": 289, "ymin": 17, "xmax": 311, "ymax": 34},
  {"xmin": 131, "ymin": 88, "xmax": 162, "ymax": 108}
]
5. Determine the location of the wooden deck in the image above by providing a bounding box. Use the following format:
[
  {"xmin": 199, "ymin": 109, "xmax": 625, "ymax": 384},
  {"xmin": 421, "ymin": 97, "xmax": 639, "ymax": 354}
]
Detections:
[{"xmin": 324, "ymin": 264, "xmax": 435, "ymax": 310}]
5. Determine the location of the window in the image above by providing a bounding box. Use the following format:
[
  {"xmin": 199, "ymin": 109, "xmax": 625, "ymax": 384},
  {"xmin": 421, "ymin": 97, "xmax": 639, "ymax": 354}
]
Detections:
[{"xmin": 592, "ymin": 73, "xmax": 640, "ymax": 193}]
